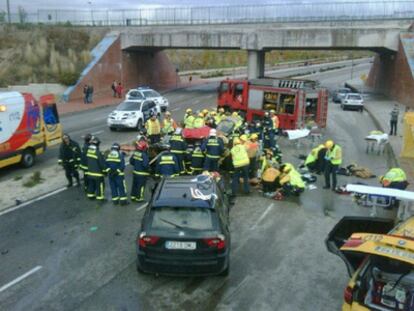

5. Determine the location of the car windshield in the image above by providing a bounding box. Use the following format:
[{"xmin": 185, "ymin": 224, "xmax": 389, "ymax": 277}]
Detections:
[
  {"xmin": 217, "ymin": 119, "xmax": 235, "ymax": 135},
  {"xmin": 347, "ymin": 95, "xmax": 362, "ymax": 100},
  {"xmin": 128, "ymin": 91, "xmax": 144, "ymax": 99},
  {"xmin": 143, "ymin": 90, "xmax": 160, "ymax": 98},
  {"xmin": 116, "ymin": 101, "xmax": 141, "ymax": 111},
  {"xmin": 150, "ymin": 207, "xmax": 215, "ymax": 231},
  {"xmin": 339, "ymin": 88, "xmax": 351, "ymax": 93}
]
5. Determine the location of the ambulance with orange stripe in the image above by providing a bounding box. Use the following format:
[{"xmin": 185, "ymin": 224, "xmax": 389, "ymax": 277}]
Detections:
[
  {"xmin": 0, "ymin": 92, "xmax": 62, "ymax": 169},
  {"xmin": 326, "ymin": 216, "xmax": 414, "ymax": 310}
]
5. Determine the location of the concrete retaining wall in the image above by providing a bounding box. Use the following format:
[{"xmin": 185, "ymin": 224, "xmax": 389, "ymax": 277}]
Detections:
[{"xmin": 2, "ymin": 83, "xmax": 67, "ymax": 100}]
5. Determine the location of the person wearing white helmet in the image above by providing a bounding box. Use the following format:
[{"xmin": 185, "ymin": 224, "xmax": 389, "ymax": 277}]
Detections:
[{"xmin": 201, "ymin": 128, "xmax": 224, "ymax": 172}]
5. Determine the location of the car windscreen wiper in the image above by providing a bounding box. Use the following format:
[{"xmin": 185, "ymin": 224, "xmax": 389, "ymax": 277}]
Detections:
[{"xmin": 159, "ymin": 218, "xmax": 198, "ymax": 231}]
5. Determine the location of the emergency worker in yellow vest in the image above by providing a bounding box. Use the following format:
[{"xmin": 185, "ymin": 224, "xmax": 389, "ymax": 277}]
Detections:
[
  {"xmin": 184, "ymin": 108, "xmax": 195, "ymax": 129},
  {"xmin": 161, "ymin": 111, "xmax": 177, "ymax": 136},
  {"xmin": 305, "ymin": 144, "xmax": 326, "ymax": 174},
  {"xmin": 230, "ymin": 138, "xmax": 250, "ymax": 196},
  {"xmin": 217, "ymin": 107, "xmax": 226, "ymax": 123},
  {"xmin": 323, "ymin": 140, "xmax": 342, "ymax": 190},
  {"xmin": 380, "ymin": 168, "xmax": 408, "ymax": 190},
  {"xmin": 145, "ymin": 112, "xmax": 161, "ymax": 144},
  {"xmin": 193, "ymin": 112, "xmax": 205, "ymax": 128},
  {"xmin": 232, "ymin": 111, "xmax": 243, "ymax": 131},
  {"xmin": 262, "ymin": 163, "xmax": 281, "ymax": 196},
  {"xmin": 278, "ymin": 164, "xmax": 305, "ymax": 198}
]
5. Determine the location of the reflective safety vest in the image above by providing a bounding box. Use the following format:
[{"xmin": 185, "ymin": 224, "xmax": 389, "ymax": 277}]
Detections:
[
  {"xmin": 214, "ymin": 115, "xmax": 221, "ymax": 124},
  {"xmin": 184, "ymin": 114, "xmax": 195, "ymax": 129},
  {"xmin": 85, "ymin": 146, "xmax": 106, "ymax": 177},
  {"xmin": 191, "ymin": 148, "xmax": 205, "ymax": 170},
  {"xmin": 162, "ymin": 118, "xmax": 176, "ymax": 134},
  {"xmin": 326, "ymin": 144, "xmax": 342, "ymax": 165},
  {"xmin": 105, "ymin": 150, "xmax": 125, "ymax": 176},
  {"xmin": 156, "ymin": 152, "xmax": 180, "ymax": 177},
  {"xmin": 202, "ymin": 137, "xmax": 224, "ymax": 159},
  {"xmin": 170, "ymin": 134, "xmax": 187, "ymax": 154},
  {"xmin": 146, "ymin": 119, "xmax": 161, "ymax": 135},
  {"xmin": 383, "ymin": 168, "xmax": 407, "ymax": 183},
  {"xmin": 130, "ymin": 150, "xmax": 150, "ymax": 175},
  {"xmin": 193, "ymin": 117, "xmax": 205, "ymax": 128},
  {"xmin": 289, "ymin": 169, "xmax": 305, "ymax": 189},
  {"xmin": 305, "ymin": 145, "xmax": 325, "ymax": 166},
  {"xmin": 262, "ymin": 167, "xmax": 280, "ymax": 182},
  {"xmin": 231, "ymin": 145, "xmax": 250, "ymax": 168},
  {"xmin": 246, "ymin": 141, "xmax": 259, "ymax": 159}
]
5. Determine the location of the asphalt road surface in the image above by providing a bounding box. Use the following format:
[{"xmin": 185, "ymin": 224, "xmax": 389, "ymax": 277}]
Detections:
[{"xmin": 0, "ymin": 59, "xmax": 393, "ymax": 311}]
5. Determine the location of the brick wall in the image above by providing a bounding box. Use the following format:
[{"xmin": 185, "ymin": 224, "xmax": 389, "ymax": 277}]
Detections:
[
  {"xmin": 367, "ymin": 37, "xmax": 414, "ymax": 108},
  {"xmin": 69, "ymin": 37, "xmax": 179, "ymax": 101}
]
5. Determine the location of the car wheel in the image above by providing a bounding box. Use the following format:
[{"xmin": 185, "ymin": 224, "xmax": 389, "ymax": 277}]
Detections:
[
  {"xmin": 360, "ymin": 107, "xmax": 364, "ymax": 113},
  {"xmin": 341, "ymin": 105, "xmax": 345, "ymax": 110},
  {"xmin": 136, "ymin": 258, "xmax": 144, "ymax": 273},
  {"xmin": 21, "ymin": 148, "xmax": 35, "ymax": 168},
  {"xmin": 136, "ymin": 119, "xmax": 143, "ymax": 131}
]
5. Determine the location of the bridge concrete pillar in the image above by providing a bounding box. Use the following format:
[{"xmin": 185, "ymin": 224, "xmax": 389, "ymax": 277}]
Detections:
[{"xmin": 247, "ymin": 50, "xmax": 265, "ymax": 79}]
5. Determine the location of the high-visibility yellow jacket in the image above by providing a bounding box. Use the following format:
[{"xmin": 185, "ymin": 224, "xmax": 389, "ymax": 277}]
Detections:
[
  {"xmin": 383, "ymin": 168, "xmax": 407, "ymax": 183},
  {"xmin": 305, "ymin": 145, "xmax": 325, "ymax": 166},
  {"xmin": 193, "ymin": 117, "xmax": 205, "ymax": 128},
  {"xmin": 184, "ymin": 114, "xmax": 195, "ymax": 129},
  {"xmin": 162, "ymin": 118, "xmax": 177, "ymax": 134},
  {"xmin": 231, "ymin": 145, "xmax": 250, "ymax": 168},
  {"xmin": 145, "ymin": 119, "xmax": 161, "ymax": 135},
  {"xmin": 326, "ymin": 144, "xmax": 342, "ymax": 165},
  {"xmin": 262, "ymin": 167, "xmax": 280, "ymax": 182}
]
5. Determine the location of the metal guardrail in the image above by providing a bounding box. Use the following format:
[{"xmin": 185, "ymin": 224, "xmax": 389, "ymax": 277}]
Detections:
[{"xmin": 3, "ymin": 1, "xmax": 414, "ymax": 26}]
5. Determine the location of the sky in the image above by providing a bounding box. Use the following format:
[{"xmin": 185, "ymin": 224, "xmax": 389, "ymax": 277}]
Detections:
[{"xmin": 4, "ymin": 0, "xmax": 359, "ymax": 12}]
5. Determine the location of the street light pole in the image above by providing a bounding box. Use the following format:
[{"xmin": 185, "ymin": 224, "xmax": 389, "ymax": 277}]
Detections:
[
  {"xmin": 88, "ymin": 1, "xmax": 94, "ymax": 26},
  {"xmin": 6, "ymin": 0, "xmax": 11, "ymax": 23}
]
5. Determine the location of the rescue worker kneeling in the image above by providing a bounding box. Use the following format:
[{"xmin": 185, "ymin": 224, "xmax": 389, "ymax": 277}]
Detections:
[
  {"xmin": 105, "ymin": 143, "xmax": 128, "ymax": 205},
  {"xmin": 231, "ymin": 138, "xmax": 250, "ymax": 196},
  {"xmin": 304, "ymin": 144, "xmax": 326, "ymax": 174},
  {"xmin": 85, "ymin": 137, "xmax": 107, "ymax": 202},
  {"xmin": 277, "ymin": 164, "xmax": 305, "ymax": 199},
  {"xmin": 130, "ymin": 140, "xmax": 150, "ymax": 202},
  {"xmin": 155, "ymin": 147, "xmax": 180, "ymax": 177},
  {"xmin": 261, "ymin": 163, "xmax": 281, "ymax": 197},
  {"xmin": 380, "ymin": 167, "xmax": 408, "ymax": 190}
]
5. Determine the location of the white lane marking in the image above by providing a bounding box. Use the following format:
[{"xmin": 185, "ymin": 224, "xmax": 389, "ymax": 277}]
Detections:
[
  {"xmin": 250, "ymin": 203, "xmax": 274, "ymax": 230},
  {"xmin": 171, "ymin": 107, "xmax": 180, "ymax": 112},
  {"xmin": 91, "ymin": 130, "xmax": 104, "ymax": 135},
  {"xmin": 0, "ymin": 266, "xmax": 42, "ymax": 293},
  {"xmin": 0, "ymin": 187, "xmax": 67, "ymax": 217},
  {"xmin": 136, "ymin": 203, "xmax": 148, "ymax": 212}
]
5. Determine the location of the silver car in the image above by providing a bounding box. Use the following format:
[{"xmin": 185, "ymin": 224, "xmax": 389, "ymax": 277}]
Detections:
[
  {"xmin": 126, "ymin": 87, "xmax": 169, "ymax": 112},
  {"xmin": 341, "ymin": 93, "xmax": 364, "ymax": 112}
]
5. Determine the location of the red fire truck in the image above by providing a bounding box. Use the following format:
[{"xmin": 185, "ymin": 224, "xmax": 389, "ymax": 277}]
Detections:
[{"xmin": 217, "ymin": 78, "xmax": 328, "ymax": 130}]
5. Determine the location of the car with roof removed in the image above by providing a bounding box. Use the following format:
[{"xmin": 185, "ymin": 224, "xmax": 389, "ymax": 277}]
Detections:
[
  {"xmin": 326, "ymin": 216, "xmax": 414, "ymax": 310},
  {"xmin": 136, "ymin": 175, "xmax": 231, "ymax": 276}
]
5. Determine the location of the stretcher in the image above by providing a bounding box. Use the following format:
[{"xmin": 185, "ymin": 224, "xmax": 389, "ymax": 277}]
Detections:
[
  {"xmin": 365, "ymin": 133, "xmax": 388, "ymax": 155},
  {"xmin": 346, "ymin": 184, "xmax": 414, "ymax": 219}
]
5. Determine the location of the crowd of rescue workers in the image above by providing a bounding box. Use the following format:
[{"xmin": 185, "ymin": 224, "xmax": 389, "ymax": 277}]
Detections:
[{"xmin": 58, "ymin": 106, "xmax": 408, "ymax": 205}]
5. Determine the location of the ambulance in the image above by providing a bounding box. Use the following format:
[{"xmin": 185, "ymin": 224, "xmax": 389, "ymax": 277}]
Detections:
[{"xmin": 0, "ymin": 92, "xmax": 62, "ymax": 169}]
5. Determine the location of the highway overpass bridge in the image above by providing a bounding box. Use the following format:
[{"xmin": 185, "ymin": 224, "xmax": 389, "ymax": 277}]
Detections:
[{"xmin": 66, "ymin": 19, "xmax": 414, "ymax": 107}]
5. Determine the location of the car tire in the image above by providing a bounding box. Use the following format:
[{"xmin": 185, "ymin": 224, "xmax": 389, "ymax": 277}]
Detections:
[
  {"xmin": 360, "ymin": 107, "xmax": 364, "ymax": 113},
  {"xmin": 136, "ymin": 258, "xmax": 144, "ymax": 274},
  {"xmin": 341, "ymin": 105, "xmax": 345, "ymax": 110},
  {"xmin": 219, "ymin": 261, "xmax": 230, "ymax": 277},
  {"xmin": 136, "ymin": 119, "xmax": 143, "ymax": 131},
  {"xmin": 21, "ymin": 148, "xmax": 35, "ymax": 168}
]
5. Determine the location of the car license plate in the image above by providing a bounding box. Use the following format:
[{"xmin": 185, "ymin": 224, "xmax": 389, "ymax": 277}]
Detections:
[{"xmin": 165, "ymin": 241, "xmax": 196, "ymax": 250}]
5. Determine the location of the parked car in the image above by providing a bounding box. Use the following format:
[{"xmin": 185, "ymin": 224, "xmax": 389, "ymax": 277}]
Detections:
[
  {"xmin": 136, "ymin": 175, "xmax": 231, "ymax": 276},
  {"xmin": 107, "ymin": 99, "xmax": 160, "ymax": 131},
  {"xmin": 326, "ymin": 216, "xmax": 414, "ymax": 311},
  {"xmin": 332, "ymin": 88, "xmax": 352, "ymax": 103},
  {"xmin": 126, "ymin": 87, "xmax": 169, "ymax": 112},
  {"xmin": 341, "ymin": 93, "xmax": 364, "ymax": 112}
]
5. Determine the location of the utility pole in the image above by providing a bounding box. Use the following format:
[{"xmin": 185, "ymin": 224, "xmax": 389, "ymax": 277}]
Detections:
[{"xmin": 6, "ymin": 0, "xmax": 11, "ymax": 23}]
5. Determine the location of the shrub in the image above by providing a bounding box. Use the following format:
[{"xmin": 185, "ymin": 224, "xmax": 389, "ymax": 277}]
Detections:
[{"xmin": 58, "ymin": 71, "xmax": 79, "ymax": 86}]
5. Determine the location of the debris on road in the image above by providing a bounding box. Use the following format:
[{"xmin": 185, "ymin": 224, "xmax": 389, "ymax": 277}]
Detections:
[{"xmin": 89, "ymin": 226, "xmax": 98, "ymax": 232}]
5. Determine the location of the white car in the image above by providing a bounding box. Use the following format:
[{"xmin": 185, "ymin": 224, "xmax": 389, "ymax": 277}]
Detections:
[
  {"xmin": 341, "ymin": 93, "xmax": 364, "ymax": 112},
  {"xmin": 126, "ymin": 87, "xmax": 169, "ymax": 112},
  {"xmin": 107, "ymin": 99, "xmax": 160, "ymax": 131}
]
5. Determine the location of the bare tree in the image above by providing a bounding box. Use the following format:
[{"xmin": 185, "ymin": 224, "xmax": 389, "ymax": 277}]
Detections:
[{"xmin": 18, "ymin": 6, "xmax": 27, "ymax": 24}]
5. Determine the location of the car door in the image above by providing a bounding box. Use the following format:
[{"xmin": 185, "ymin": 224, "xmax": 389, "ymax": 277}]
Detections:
[
  {"xmin": 148, "ymin": 101, "xmax": 158, "ymax": 117},
  {"xmin": 142, "ymin": 101, "xmax": 151, "ymax": 121},
  {"xmin": 325, "ymin": 216, "xmax": 395, "ymax": 276}
]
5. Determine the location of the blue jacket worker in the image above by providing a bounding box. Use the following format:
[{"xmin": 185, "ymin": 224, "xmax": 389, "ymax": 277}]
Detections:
[
  {"xmin": 169, "ymin": 128, "xmax": 187, "ymax": 174},
  {"xmin": 105, "ymin": 143, "xmax": 128, "ymax": 205},
  {"xmin": 201, "ymin": 129, "xmax": 224, "ymax": 172},
  {"xmin": 85, "ymin": 137, "xmax": 107, "ymax": 202},
  {"xmin": 155, "ymin": 148, "xmax": 180, "ymax": 177},
  {"xmin": 130, "ymin": 140, "xmax": 150, "ymax": 202}
]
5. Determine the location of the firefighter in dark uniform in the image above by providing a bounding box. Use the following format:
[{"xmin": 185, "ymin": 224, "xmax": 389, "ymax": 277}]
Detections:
[
  {"xmin": 263, "ymin": 111, "xmax": 274, "ymax": 149},
  {"xmin": 105, "ymin": 143, "xmax": 128, "ymax": 205},
  {"xmin": 169, "ymin": 128, "xmax": 187, "ymax": 175},
  {"xmin": 190, "ymin": 145, "xmax": 205, "ymax": 175},
  {"xmin": 85, "ymin": 137, "xmax": 107, "ymax": 202},
  {"xmin": 130, "ymin": 140, "xmax": 150, "ymax": 202},
  {"xmin": 79, "ymin": 133, "xmax": 92, "ymax": 191},
  {"xmin": 184, "ymin": 146, "xmax": 193, "ymax": 174},
  {"xmin": 201, "ymin": 129, "xmax": 224, "ymax": 172},
  {"xmin": 58, "ymin": 133, "xmax": 81, "ymax": 187},
  {"xmin": 155, "ymin": 147, "xmax": 180, "ymax": 177}
]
